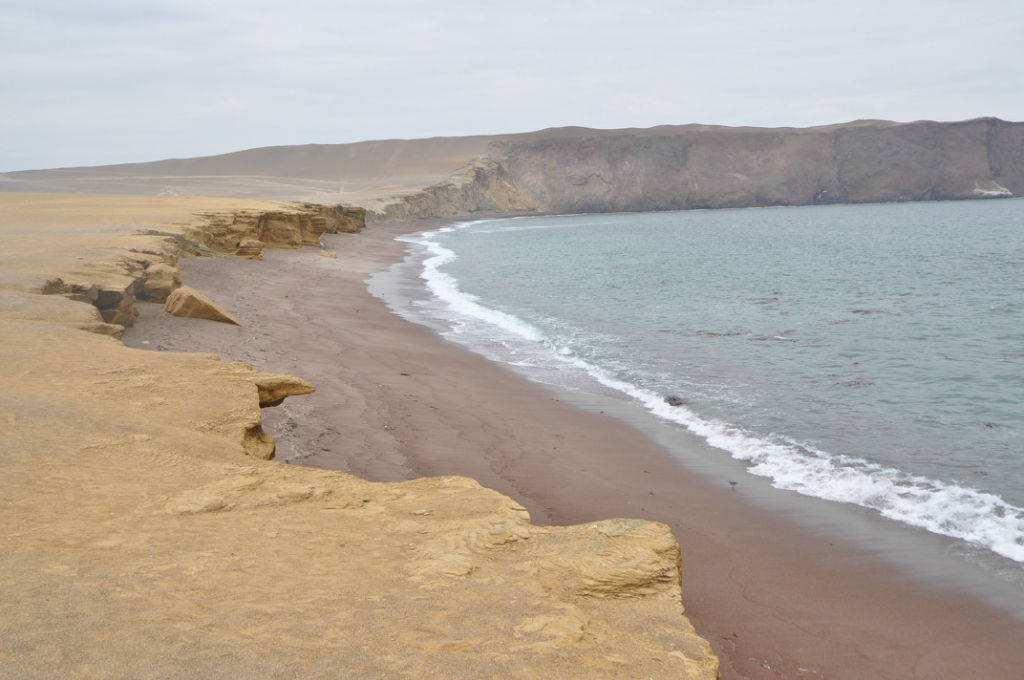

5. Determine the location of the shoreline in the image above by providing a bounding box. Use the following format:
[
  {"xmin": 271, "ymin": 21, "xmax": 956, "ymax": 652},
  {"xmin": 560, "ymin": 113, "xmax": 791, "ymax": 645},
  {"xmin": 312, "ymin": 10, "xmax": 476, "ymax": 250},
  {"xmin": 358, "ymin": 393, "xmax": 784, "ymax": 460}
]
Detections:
[
  {"xmin": 376, "ymin": 212, "xmax": 1024, "ymax": 611},
  {"xmin": 124, "ymin": 219, "xmax": 1024, "ymax": 679}
]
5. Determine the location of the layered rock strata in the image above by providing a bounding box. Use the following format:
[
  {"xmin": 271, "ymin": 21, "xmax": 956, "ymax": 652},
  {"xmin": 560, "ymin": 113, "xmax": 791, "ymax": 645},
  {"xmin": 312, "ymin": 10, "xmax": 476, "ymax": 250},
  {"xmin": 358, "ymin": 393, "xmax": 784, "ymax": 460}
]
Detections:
[
  {"xmin": 185, "ymin": 204, "xmax": 367, "ymax": 259},
  {"xmin": 301, "ymin": 203, "xmax": 367, "ymax": 233},
  {"xmin": 0, "ymin": 194, "xmax": 718, "ymax": 679}
]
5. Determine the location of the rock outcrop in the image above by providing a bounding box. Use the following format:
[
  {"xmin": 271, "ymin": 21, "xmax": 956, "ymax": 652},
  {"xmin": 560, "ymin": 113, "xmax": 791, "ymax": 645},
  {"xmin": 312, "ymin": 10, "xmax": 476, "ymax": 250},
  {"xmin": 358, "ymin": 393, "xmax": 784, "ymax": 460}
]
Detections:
[
  {"xmin": 0, "ymin": 196, "xmax": 360, "ymax": 331},
  {"xmin": 252, "ymin": 372, "xmax": 316, "ymax": 407},
  {"xmin": 373, "ymin": 158, "xmax": 538, "ymax": 222},
  {"xmin": 493, "ymin": 118, "xmax": 1023, "ymax": 214},
  {"xmin": 164, "ymin": 285, "xmax": 243, "ymax": 325},
  {"xmin": 184, "ymin": 204, "xmax": 366, "ymax": 257},
  {"xmin": 301, "ymin": 203, "xmax": 367, "ymax": 233},
  {"xmin": 39, "ymin": 275, "xmax": 142, "ymax": 327},
  {"xmin": 188, "ymin": 210, "xmax": 314, "ymax": 257},
  {"xmin": 139, "ymin": 262, "xmax": 182, "ymax": 302}
]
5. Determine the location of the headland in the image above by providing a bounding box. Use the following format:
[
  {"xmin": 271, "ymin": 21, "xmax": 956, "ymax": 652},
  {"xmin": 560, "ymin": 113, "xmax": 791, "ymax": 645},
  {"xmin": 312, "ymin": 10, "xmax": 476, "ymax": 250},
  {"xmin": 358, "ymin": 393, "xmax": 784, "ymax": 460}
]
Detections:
[
  {"xmin": 3, "ymin": 119, "xmax": 1024, "ymax": 679},
  {"xmin": 3, "ymin": 118, "xmax": 1021, "ymax": 216}
]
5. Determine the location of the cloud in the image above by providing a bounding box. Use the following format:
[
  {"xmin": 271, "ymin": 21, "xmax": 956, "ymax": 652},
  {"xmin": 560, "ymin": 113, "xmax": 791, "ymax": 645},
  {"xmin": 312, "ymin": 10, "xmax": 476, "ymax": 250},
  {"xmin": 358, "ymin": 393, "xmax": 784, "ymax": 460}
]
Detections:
[{"xmin": 2, "ymin": 0, "xmax": 1022, "ymax": 171}]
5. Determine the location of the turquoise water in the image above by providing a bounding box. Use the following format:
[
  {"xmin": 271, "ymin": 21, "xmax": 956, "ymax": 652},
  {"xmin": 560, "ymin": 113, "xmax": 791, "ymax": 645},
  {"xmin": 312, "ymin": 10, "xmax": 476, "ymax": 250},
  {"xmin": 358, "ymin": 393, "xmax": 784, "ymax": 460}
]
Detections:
[{"xmin": 394, "ymin": 200, "xmax": 1024, "ymax": 563}]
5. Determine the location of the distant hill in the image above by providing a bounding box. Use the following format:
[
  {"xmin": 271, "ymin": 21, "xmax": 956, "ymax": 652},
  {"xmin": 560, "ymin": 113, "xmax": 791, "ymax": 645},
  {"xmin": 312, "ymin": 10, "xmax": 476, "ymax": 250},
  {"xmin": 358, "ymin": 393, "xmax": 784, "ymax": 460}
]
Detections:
[{"xmin": 3, "ymin": 118, "xmax": 1020, "ymax": 219}]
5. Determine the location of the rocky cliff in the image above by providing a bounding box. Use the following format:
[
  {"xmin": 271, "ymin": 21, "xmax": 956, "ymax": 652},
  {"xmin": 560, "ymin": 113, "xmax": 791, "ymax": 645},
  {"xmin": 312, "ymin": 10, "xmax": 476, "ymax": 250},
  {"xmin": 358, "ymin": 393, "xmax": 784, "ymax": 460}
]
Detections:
[
  {"xmin": 2, "ymin": 119, "xmax": 1020, "ymax": 221},
  {"xmin": 0, "ymin": 193, "xmax": 718, "ymax": 679},
  {"xmin": 494, "ymin": 118, "xmax": 1022, "ymax": 214},
  {"xmin": 373, "ymin": 159, "xmax": 538, "ymax": 222}
]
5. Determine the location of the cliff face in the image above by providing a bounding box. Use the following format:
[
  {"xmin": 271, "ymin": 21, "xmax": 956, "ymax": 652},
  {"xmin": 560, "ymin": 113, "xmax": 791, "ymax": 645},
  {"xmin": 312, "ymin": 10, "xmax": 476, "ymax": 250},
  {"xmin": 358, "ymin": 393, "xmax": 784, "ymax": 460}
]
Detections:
[
  {"xmin": 4, "ymin": 119, "xmax": 1019, "ymax": 221},
  {"xmin": 188, "ymin": 204, "xmax": 367, "ymax": 258},
  {"xmin": 372, "ymin": 159, "xmax": 538, "ymax": 222},
  {"xmin": 496, "ymin": 118, "xmax": 1022, "ymax": 214},
  {"xmin": 301, "ymin": 203, "xmax": 367, "ymax": 233}
]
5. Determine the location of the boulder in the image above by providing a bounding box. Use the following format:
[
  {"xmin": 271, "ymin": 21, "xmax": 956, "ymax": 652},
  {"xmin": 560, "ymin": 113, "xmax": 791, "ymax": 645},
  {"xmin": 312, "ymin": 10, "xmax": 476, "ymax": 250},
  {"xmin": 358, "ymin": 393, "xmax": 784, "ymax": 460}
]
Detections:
[
  {"xmin": 235, "ymin": 238, "xmax": 265, "ymax": 259},
  {"xmin": 140, "ymin": 263, "xmax": 181, "ymax": 302},
  {"xmin": 164, "ymin": 286, "xmax": 243, "ymax": 326},
  {"xmin": 251, "ymin": 372, "xmax": 316, "ymax": 407}
]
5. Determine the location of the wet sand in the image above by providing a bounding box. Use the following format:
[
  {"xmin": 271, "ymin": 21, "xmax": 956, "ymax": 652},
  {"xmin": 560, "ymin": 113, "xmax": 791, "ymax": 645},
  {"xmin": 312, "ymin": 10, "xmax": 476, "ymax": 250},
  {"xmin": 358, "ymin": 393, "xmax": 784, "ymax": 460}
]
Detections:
[{"xmin": 124, "ymin": 221, "xmax": 1024, "ymax": 680}]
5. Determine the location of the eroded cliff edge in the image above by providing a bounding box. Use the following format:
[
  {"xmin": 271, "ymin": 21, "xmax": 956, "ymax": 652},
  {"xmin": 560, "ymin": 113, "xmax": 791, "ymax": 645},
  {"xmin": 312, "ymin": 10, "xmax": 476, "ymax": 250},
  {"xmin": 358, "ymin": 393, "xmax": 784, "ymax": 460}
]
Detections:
[{"xmin": 0, "ymin": 193, "xmax": 718, "ymax": 679}]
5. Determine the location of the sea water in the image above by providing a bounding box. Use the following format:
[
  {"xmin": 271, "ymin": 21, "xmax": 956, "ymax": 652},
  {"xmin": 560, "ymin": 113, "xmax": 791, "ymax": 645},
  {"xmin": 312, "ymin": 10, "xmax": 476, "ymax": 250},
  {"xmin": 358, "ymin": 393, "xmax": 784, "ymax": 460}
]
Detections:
[{"xmin": 377, "ymin": 200, "xmax": 1024, "ymax": 567}]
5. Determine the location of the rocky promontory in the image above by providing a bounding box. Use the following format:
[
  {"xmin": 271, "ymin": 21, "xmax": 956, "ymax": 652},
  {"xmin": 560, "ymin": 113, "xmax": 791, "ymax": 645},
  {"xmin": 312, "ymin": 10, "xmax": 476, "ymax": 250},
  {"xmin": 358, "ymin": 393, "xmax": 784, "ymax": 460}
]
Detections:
[
  {"xmin": 493, "ymin": 118, "xmax": 1021, "ymax": 214},
  {"xmin": 2, "ymin": 118, "xmax": 1020, "ymax": 220}
]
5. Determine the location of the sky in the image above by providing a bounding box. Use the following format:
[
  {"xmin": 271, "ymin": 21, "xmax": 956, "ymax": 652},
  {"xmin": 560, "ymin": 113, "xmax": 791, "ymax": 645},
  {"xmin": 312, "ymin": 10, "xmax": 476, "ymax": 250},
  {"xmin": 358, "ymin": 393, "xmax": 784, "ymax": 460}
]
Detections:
[{"xmin": 2, "ymin": 0, "xmax": 1023, "ymax": 172}]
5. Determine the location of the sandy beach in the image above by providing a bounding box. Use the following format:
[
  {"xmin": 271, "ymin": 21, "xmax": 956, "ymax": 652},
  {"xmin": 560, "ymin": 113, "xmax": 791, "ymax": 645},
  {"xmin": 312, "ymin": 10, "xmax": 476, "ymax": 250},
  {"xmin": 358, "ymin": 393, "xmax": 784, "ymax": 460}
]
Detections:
[{"xmin": 120, "ymin": 219, "xmax": 1024, "ymax": 679}]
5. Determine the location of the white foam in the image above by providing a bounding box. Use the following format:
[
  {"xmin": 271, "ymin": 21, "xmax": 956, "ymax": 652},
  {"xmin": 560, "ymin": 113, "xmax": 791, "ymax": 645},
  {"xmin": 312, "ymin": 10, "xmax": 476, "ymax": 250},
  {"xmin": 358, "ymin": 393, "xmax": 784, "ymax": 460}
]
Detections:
[
  {"xmin": 973, "ymin": 182, "xmax": 1014, "ymax": 198},
  {"xmin": 406, "ymin": 225, "xmax": 1024, "ymax": 564},
  {"xmin": 400, "ymin": 225, "xmax": 546, "ymax": 343}
]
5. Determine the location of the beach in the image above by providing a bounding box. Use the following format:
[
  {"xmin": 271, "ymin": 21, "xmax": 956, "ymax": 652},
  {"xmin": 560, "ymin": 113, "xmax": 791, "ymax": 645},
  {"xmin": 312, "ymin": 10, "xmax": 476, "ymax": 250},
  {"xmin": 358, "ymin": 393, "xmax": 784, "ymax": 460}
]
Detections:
[{"xmin": 122, "ymin": 219, "xmax": 1024, "ymax": 679}]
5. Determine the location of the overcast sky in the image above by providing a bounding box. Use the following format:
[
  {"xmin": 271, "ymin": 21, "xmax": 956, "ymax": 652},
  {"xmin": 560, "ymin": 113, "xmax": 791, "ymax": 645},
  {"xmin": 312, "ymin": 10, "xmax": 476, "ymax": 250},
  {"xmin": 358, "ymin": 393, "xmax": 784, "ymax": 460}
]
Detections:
[{"xmin": 2, "ymin": 0, "xmax": 1022, "ymax": 172}]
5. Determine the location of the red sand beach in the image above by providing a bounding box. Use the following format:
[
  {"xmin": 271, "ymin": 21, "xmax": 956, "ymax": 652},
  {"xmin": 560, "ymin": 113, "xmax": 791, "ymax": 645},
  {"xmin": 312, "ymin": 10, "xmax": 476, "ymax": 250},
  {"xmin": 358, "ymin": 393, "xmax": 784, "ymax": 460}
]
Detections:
[{"xmin": 123, "ymin": 221, "xmax": 1024, "ymax": 680}]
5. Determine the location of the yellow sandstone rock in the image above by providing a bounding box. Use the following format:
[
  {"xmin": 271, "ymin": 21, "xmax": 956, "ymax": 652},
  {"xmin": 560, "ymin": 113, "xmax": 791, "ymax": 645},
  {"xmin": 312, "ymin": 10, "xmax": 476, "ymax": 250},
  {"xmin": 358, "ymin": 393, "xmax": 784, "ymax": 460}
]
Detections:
[
  {"xmin": 164, "ymin": 285, "xmax": 243, "ymax": 326},
  {"xmin": 251, "ymin": 371, "xmax": 316, "ymax": 407},
  {"xmin": 139, "ymin": 262, "xmax": 182, "ymax": 302}
]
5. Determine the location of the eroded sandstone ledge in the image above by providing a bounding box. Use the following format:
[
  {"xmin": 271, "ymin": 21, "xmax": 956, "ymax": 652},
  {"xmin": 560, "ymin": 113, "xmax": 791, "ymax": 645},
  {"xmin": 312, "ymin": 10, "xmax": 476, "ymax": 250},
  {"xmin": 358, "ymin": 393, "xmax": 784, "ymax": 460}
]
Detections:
[
  {"xmin": 0, "ymin": 194, "xmax": 718, "ymax": 678},
  {"xmin": 25, "ymin": 200, "xmax": 366, "ymax": 332}
]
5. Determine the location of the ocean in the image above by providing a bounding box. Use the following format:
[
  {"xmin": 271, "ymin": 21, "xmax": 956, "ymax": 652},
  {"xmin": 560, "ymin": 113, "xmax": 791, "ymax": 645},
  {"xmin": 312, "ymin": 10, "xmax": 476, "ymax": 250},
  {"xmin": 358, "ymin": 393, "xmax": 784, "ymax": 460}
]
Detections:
[{"xmin": 372, "ymin": 199, "xmax": 1024, "ymax": 574}]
